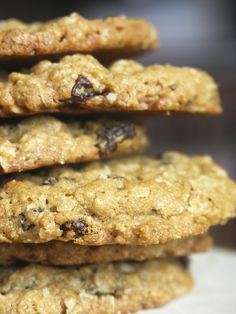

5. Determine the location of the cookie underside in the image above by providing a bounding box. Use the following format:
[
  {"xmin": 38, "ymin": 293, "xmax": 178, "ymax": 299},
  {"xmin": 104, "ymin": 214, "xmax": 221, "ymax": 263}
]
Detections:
[{"xmin": 0, "ymin": 235, "xmax": 212, "ymax": 266}]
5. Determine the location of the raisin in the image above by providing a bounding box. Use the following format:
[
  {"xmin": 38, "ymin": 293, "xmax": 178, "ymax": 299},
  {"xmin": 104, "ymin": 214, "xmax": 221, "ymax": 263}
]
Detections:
[
  {"xmin": 42, "ymin": 177, "xmax": 58, "ymax": 186},
  {"xmin": 60, "ymin": 223, "xmax": 69, "ymax": 235},
  {"xmin": 18, "ymin": 213, "xmax": 35, "ymax": 232},
  {"xmin": 72, "ymin": 75, "xmax": 97, "ymax": 101},
  {"xmin": 96, "ymin": 122, "xmax": 135, "ymax": 154},
  {"xmin": 62, "ymin": 75, "xmax": 102, "ymax": 105},
  {"xmin": 72, "ymin": 219, "xmax": 88, "ymax": 237},
  {"xmin": 60, "ymin": 219, "xmax": 89, "ymax": 237}
]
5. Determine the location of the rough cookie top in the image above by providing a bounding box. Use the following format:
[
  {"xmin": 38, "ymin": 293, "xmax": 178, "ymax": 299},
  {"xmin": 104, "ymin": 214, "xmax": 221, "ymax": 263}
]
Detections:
[
  {"xmin": 0, "ymin": 259, "xmax": 192, "ymax": 314},
  {"xmin": 0, "ymin": 54, "xmax": 221, "ymax": 117},
  {"xmin": 0, "ymin": 235, "xmax": 211, "ymax": 266},
  {"xmin": 0, "ymin": 152, "xmax": 235, "ymax": 245},
  {"xmin": 0, "ymin": 13, "xmax": 157, "ymax": 63},
  {"xmin": 0, "ymin": 115, "xmax": 148, "ymax": 174}
]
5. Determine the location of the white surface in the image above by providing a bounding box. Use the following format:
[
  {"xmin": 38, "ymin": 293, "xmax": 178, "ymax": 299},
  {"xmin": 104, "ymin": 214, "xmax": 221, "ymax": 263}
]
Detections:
[{"xmin": 139, "ymin": 248, "xmax": 236, "ymax": 314}]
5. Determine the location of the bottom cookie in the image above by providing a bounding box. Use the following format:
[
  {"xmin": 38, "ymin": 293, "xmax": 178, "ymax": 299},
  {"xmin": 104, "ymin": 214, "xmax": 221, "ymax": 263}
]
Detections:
[
  {"xmin": 0, "ymin": 258, "xmax": 193, "ymax": 314},
  {"xmin": 0, "ymin": 235, "xmax": 211, "ymax": 266}
]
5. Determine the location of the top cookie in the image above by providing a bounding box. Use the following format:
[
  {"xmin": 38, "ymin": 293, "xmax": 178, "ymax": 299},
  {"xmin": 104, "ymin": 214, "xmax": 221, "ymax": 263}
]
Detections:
[
  {"xmin": 0, "ymin": 55, "xmax": 221, "ymax": 117},
  {"xmin": 0, "ymin": 152, "xmax": 235, "ymax": 245},
  {"xmin": 0, "ymin": 13, "xmax": 157, "ymax": 64}
]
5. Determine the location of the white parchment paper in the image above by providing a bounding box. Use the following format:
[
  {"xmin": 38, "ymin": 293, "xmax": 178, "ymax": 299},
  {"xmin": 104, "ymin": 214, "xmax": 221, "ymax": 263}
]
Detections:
[{"xmin": 139, "ymin": 248, "xmax": 236, "ymax": 314}]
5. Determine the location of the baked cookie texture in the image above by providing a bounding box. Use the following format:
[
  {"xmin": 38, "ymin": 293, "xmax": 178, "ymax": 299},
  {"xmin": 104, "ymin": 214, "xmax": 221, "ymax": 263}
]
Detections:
[
  {"xmin": 0, "ymin": 152, "xmax": 235, "ymax": 245},
  {"xmin": 0, "ymin": 258, "xmax": 193, "ymax": 314},
  {"xmin": 0, "ymin": 55, "xmax": 221, "ymax": 117},
  {"xmin": 0, "ymin": 235, "xmax": 211, "ymax": 266},
  {"xmin": 0, "ymin": 13, "xmax": 157, "ymax": 62},
  {"xmin": 0, "ymin": 115, "xmax": 148, "ymax": 174}
]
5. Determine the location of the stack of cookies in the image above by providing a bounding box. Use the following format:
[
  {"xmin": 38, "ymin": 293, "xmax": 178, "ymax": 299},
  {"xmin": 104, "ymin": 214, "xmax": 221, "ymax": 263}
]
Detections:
[{"xmin": 0, "ymin": 13, "xmax": 235, "ymax": 314}]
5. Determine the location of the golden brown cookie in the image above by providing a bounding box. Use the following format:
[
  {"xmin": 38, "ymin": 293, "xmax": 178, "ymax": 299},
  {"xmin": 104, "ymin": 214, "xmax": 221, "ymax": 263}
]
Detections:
[
  {"xmin": 0, "ymin": 235, "xmax": 211, "ymax": 266},
  {"xmin": 0, "ymin": 115, "xmax": 148, "ymax": 174},
  {"xmin": 0, "ymin": 13, "xmax": 157, "ymax": 64},
  {"xmin": 0, "ymin": 55, "xmax": 221, "ymax": 117},
  {"xmin": 0, "ymin": 258, "xmax": 193, "ymax": 314},
  {"xmin": 0, "ymin": 152, "xmax": 235, "ymax": 245}
]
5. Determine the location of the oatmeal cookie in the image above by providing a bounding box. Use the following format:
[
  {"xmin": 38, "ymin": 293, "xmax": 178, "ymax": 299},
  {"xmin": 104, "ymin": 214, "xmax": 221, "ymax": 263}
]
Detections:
[
  {"xmin": 0, "ymin": 258, "xmax": 193, "ymax": 314},
  {"xmin": 0, "ymin": 55, "xmax": 221, "ymax": 117},
  {"xmin": 0, "ymin": 13, "xmax": 157, "ymax": 63},
  {"xmin": 0, "ymin": 152, "xmax": 235, "ymax": 245},
  {"xmin": 0, "ymin": 115, "xmax": 148, "ymax": 173}
]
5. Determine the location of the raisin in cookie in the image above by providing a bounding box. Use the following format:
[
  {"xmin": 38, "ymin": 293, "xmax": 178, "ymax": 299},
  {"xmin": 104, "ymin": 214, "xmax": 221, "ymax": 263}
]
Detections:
[
  {"xmin": 0, "ymin": 258, "xmax": 192, "ymax": 314},
  {"xmin": 0, "ymin": 152, "xmax": 235, "ymax": 245},
  {"xmin": 0, "ymin": 115, "xmax": 148, "ymax": 174},
  {"xmin": 0, "ymin": 235, "xmax": 211, "ymax": 266},
  {"xmin": 0, "ymin": 13, "xmax": 157, "ymax": 64},
  {"xmin": 0, "ymin": 55, "xmax": 221, "ymax": 117}
]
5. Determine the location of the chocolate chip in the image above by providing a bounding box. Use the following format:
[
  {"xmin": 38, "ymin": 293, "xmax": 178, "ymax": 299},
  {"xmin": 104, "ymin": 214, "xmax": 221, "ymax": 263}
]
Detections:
[
  {"xmin": 42, "ymin": 177, "xmax": 58, "ymax": 186},
  {"xmin": 18, "ymin": 213, "xmax": 35, "ymax": 232},
  {"xmin": 96, "ymin": 122, "xmax": 135, "ymax": 154},
  {"xmin": 72, "ymin": 219, "xmax": 88, "ymax": 237}
]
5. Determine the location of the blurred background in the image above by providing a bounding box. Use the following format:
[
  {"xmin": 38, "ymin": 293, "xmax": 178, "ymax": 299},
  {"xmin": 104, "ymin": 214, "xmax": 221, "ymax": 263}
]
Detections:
[{"xmin": 0, "ymin": 0, "xmax": 235, "ymax": 246}]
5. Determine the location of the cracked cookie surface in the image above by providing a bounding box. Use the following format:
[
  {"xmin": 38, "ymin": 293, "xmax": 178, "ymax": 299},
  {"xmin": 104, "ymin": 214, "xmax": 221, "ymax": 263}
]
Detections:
[
  {"xmin": 0, "ymin": 235, "xmax": 211, "ymax": 266},
  {"xmin": 0, "ymin": 258, "xmax": 192, "ymax": 314},
  {"xmin": 0, "ymin": 13, "xmax": 157, "ymax": 63},
  {"xmin": 0, "ymin": 152, "xmax": 235, "ymax": 245},
  {"xmin": 0, "ymin": 55, "xmax": 221, "ymax": 117},
  {"xmin": 0, "ymin": 115, "xmax": 148, "ymax": 174}
]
